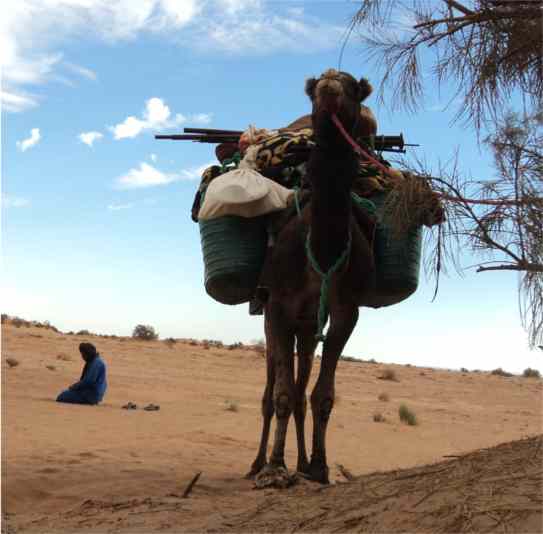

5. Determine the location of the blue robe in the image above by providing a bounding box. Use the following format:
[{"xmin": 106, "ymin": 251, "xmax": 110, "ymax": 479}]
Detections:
[{"xmin": 57, "ymin": 355, "xmax": 107, "ymax": 405}]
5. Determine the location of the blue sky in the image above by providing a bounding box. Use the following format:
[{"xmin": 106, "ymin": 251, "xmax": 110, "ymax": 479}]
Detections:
[{"xmin": 2, "ymin": 0, "xmax": 541, "ymax": 373}]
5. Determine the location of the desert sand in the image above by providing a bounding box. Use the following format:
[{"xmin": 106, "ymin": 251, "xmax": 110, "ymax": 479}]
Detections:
[{"xmin": 2, "ymin": 322, "xmax": 542, "ymax": 533}]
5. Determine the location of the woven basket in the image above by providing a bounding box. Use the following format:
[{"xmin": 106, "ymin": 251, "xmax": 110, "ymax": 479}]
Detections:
[
  {"xmin": 360, "ymin": 193, "xmax": 422, "ymax": 308},
  {"xmin": 199, "ymin": 215, "xmax": 267, "ymax": 305}
]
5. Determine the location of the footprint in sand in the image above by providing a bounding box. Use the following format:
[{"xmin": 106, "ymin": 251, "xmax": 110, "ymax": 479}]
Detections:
[
  {"xmin": 37, "ymin": 467, "xmax": 61, "ymax": 474},
  {"xmin": 79, "ymin": 452, "xmax": 99, "ymax": 459}
]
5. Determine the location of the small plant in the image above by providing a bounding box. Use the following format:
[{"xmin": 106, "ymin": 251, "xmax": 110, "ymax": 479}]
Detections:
[
  {"xmin": 367, "ymin": 358, "xmax": 378, "ymax": 364},
  {"xmin": 399, "ymin": 404, "xmax": 418, "ymax": 426},
  {"xmin": 378, "ymin": 392, "xmax": 390, "ymax": 402},
  {"xmin": 6, "ymin": 358, "xmax": 19, "ymax": 368},
  {"xmin": 57, "ymin": 353, "xmax": 72, "ymax": 361},
  {"xmin": 132, "ymin": 324, "xmax": 158, "ymax": 341},
  {"xmin": 46, "ymin": 365, "xmax": 56, "ymax": 371},
  {"xmin": 373, "ymin": 412, "xmax": 386, "ymax": 423},
  {"xmin": 164, "ymin": 338, "xmax": 177, "ymax": 348},
  {"xmin": 491, "ymin": 368, "xmax": 514, "ymax": 378},
  {"xmin": 225, "ymin": 400, "xmax": 239, "ymax": 412},
  {"xmin": 460, "ymin": 367, "xmax": 469, "ymax": 373},
  {"xmin": 523, "ymin": 368, "xmax": 541, "ymax": 378},
  {"xmin": 76, "ymin": 329, "xmax": 91, "ymax": 336},
  {"xmin": 378, "ymin": 369, "xmax": 398, "ymax": 381}
]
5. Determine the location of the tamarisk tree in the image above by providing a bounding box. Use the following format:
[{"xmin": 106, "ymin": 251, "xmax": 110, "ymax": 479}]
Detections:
[{"xmin": 352, "ymin": 0, "xmax": 543, "ymax": 346}]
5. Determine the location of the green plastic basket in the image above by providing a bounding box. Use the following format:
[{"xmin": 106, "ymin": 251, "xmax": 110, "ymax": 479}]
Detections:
[
  {"xmin": 360, "ymin": 193, "xmax": 422, "ymax": 308},
  {"xmin": 199, "ymin": 215, "xmax": 267, "ymax": 305}
]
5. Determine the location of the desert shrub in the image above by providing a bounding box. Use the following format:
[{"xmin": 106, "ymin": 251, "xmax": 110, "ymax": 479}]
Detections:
[
  {"xmin": 378, "ymin": 369, "xmax": 399, "ymax": 381},
  {"xmin": 164, "ymin": 337, "xmax": 177, "ymax": 348},
  {"xmin": 340, "ymin": 355, "xmax": 360, "ymax": 363},
  {"xmin": 225, "ymin": 400, "xmax": 239, "ymax": 412},
  {"xmin": 399, "ymin": 404, "xmax": 418, "ymax": 426},
  {"xmin": 76, "ymin": 329, "xmax": 91, "ymax": 336},
  {"xmin": 1, "ymin": 314, "xmax": 8, "ymax": 324},
  {"xmin": 523, "ymin": 368, "xmax": 541, "ymax": 378},
  {"xmin": 460, "ymin": 367, "xmax": 469, "ymax": 373},
  {"xmin": 46, "ymin": 365, "xmax": 56, "ymax": 371},
  {"xmin": 378, "ymin": 392, "xmax": 390, "ymax": 402},
  {"xmin": 491, "ymin": 368, "xmax": 514, "ymax": 377},
  {"xmin": 367, "ymin": 358, "xmax": 378, "ymax": 364},
  {"xmin": 66, "ymin": 331, "xmax": 74, "ymax": 335},
  {"xmin": 373, "ymin": 412, "xmax": 386, "ymax": 423},
  {"xmin": 11, "ymin": 317, "xmax": 26, "ymax": 328},
  {"xmin": 132, "ymin": 324, "xmax": 158, "ymax": 341},
  {"xmin": 6, "ymin": 358, "xmax": 19, "ymax": 368}
]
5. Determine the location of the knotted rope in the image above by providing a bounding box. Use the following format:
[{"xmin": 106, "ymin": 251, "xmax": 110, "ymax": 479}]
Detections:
[{"xmin": 305, "ymin": 230, "xmax": 352, "ymax": 342}]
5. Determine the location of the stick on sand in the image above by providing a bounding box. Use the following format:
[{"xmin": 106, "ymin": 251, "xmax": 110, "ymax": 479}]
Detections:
[{"xmin": 182, "ymin": 472, "xmax": 202, "ymax": 498}]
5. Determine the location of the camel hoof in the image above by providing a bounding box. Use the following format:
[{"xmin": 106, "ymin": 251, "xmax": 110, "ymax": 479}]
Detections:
[
  {"xmin": 245, "ymin": 458, "xmax": 267, "ymax": 479},
  {"xmin": 254, "ymin": 464, "xmax": 297, "ymax": 490},
  {"xmin": 306, "ymin": 461, "xmax": 330, "ymax": 484}
]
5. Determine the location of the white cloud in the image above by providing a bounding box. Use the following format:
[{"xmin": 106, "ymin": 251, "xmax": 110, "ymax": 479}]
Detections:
[
  {"xmin": 1, "ymin": 90, "xmax": 38, "ymax": 112},
  {"xmin": 115, "ymin": 160, "xmax": 212, "ymax": 189},
  {"xmin": 1, "ymin": 1, "xmax": 342, "ymax": 112},
  {"xmin": 111, "ymin": 97, "xmax": 211, "ymax": 140},
  {"xmin": 115, "ymin": 162, "xmax": 178, "ymax": 189},
  {"xmin": 64, "ymin": 62, "xmax": 98, "ymax": 81},
  {"xmin": 16, "ymin": 128, "xmax": 41, "ymax": 152},
  {"xmin": 1, "ymin": 195, "xmax": 30, "ymax": 208},
  {"xmin": 79, "ymin": 131, "xmax": 104, "ymax": 147},
  {"xmin": 108, "ymin": 202, "xmax": 134, "ymax": 211}
]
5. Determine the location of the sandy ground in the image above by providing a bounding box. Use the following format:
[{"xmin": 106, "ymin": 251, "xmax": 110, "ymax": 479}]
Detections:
[{"xmin": 2, "ymin": 323, "xmax": 542, "ymax": 533}]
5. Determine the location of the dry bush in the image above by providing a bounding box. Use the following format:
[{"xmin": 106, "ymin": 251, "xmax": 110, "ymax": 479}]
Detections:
[
  {"xmin": 224, "ymin": 400, "xmax": 239, "ymax": 412},
  {"xmin": 373, "ymin": 412, "xmax": 386, "ymax": 423},
  {"xmin": 378, "ymin": 392, "xmax": 390, "ymax": 402},
  {"xmin": 57, "ymin": 353, "xmax": 72, "ymax": 362},
  {"xmin": 491, "ymin": 367, "xmax": 514, "ymax": 378},
  {"xmin": 399, "ymin": 404, "xmax": 418, "ymax": 426},
  {"xmin": 6, "ymin": 358, "xmax": 19, "ymax": 368},
  {"xmin": 460, "ymin": 367, "xmax": 469, "ymax": 373},
  {"xmin": 76, "ymin": 329, "xmax": 91, "ymax": 336},
  {"xmin": 164, "ymin": 338, "xmax": 177, "ymax": 349},
  {"xmin": 523, "ymin": 368, "xmax": 541, "ymax": 379},
  {"xmin": 378, "ymin": 369, "xmax": 399, "ymax": 381}
]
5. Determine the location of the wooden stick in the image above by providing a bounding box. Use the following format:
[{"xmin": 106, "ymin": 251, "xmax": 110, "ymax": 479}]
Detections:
[{"xmin": 182, "ymin": 472, "xmax": 202, "ymax": 498}]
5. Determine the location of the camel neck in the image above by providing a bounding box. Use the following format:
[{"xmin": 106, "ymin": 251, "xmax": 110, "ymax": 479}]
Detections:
[{"xmin": 307, "ymin": 145, "xmax": 357, "ymax": 272}]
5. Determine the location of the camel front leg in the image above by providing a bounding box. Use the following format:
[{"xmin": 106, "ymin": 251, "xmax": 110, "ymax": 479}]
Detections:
[
  {"xmin": 309, "ymin": 306, "xmax": 359, "ymax": 484},
  {"xmin": 294, "ymin": 328, "xmax": 317, "ymax": 473}
]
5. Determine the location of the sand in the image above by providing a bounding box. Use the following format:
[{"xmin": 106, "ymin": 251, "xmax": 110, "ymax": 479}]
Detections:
[{"xmin": 2, "ymin": 323, "xmax": 542, "ymax": 533}]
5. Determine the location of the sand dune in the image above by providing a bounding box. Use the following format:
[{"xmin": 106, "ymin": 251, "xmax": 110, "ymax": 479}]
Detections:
[{"xmin": 3, "ymin": 323, "xmax": 542, "ymax": 533}]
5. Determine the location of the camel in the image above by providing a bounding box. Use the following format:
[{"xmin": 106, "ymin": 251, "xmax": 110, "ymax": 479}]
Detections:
[{"xmin": 248, "ymin": 69, "xmax": 376, "ymax": 485}]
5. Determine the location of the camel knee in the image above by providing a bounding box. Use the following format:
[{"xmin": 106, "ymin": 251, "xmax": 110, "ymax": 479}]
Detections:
[
  {"xmin": 274, "ymin": 393, "xmax": 292, "ymax": 419},
  {"xmin": 311, "ymin": 393, "xmax": 334, "ymax": 422}
]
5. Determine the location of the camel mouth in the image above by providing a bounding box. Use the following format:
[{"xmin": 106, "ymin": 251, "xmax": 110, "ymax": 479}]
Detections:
[{"xmin": 318, "ymin": 96, "xmax": 341, "ymax": 115}]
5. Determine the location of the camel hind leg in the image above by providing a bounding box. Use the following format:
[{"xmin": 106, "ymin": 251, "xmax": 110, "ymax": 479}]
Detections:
[{"xmin": 246, "ymin": 315, "xmax": 275, "ymax": 478}]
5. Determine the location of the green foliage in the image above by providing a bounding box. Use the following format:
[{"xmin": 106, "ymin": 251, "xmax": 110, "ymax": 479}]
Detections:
[
  {"xmin": 523, "ymin": 368, "xmax": 541, "ymax": 378},
  {"xmin": 399, "ymin": 404, "xmax": 418, "ymax": 426},
  {"xmin": 132, "ymin": 324, "xmax": 158, "ymax": 341}
]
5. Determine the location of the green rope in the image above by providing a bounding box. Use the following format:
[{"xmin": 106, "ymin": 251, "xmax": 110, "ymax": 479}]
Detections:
[
  {"xmin": 220, "ymin": 152, "xmax": 241, "ymax": 173},
  {"xmin": 305, "ymin": 230, "xmax": 352, "ymax": 343},
  {"xmin": 293, "ymin": 186, "xmax": 302, "ymax": 218},
  {"xmin": 350, "ymin": 192, "xmax": 377, "ymax": 216}
]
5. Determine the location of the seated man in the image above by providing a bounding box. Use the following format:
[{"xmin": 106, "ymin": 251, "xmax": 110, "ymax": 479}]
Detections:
[{"xmin": 56, "ymin": 343, "xmax": 107, "ymax": 405}]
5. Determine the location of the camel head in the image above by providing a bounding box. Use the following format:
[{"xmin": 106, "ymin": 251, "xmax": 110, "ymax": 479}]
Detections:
[{"xmin": 305, "ymin": 69, "xmax": 372, "ymax": 149}]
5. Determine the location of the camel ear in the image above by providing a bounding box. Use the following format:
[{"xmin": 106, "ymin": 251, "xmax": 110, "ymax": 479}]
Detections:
[
  {"xmin": 305, "ymin": 77, "xmax": 318, "ymax": 99},
  {"xmin": 358, "ymin": 78, "xmax": 373, "ymax": 102}
]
